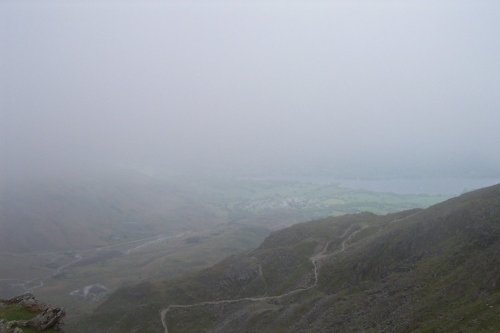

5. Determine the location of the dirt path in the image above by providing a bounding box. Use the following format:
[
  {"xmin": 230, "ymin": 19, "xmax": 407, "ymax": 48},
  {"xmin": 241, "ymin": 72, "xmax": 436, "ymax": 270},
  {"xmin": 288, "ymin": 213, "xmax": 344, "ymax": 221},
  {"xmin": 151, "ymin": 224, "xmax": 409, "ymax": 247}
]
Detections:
[{"xmin": 160, "ymin": 225, "xmax": 365, "ymax": 333}]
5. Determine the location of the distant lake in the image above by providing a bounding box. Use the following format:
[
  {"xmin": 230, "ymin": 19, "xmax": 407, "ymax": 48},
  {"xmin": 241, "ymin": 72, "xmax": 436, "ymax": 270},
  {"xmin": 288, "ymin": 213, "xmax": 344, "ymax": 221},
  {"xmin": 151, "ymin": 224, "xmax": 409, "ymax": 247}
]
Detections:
[
  {"xmin": 253, "ymin": 175, "xmax": 500, "ymax": 196},
  {"xmin": 336, "ymin": 178, "xmax": 500, "ymax": 195}
]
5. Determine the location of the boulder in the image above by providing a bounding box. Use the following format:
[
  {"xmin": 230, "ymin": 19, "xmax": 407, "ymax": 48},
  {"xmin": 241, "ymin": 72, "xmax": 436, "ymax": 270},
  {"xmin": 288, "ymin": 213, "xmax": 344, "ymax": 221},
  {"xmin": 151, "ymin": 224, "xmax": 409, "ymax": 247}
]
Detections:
[{"xmin": 27, "ymin": 307, "xmax": 66, "ymax": 330}]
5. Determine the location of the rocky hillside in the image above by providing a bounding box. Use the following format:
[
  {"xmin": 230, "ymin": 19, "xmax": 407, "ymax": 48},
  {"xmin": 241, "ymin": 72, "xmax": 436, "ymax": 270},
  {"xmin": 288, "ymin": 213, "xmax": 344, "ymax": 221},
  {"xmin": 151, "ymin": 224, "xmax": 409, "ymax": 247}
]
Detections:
[
  {"xmin": 79, "ymin": 184, "xmax": 500, "ymax": 332},
  {"xmin": 0, "ymin": 294, "xmax": 64, "ymax": 332}
]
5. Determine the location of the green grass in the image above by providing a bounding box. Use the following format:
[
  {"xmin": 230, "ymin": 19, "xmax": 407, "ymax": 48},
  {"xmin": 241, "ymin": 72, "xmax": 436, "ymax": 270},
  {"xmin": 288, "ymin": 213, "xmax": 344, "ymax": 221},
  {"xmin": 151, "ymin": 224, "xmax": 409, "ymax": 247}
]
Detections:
[
  {"xmin": 0, "ymin": 304, "xmax": 60, "ymax": 332},
  {"xmin": 167, "ymin": 306, "xmax": 218, "ymax": 333},
  {"xmin": 0, "ymin": 304, "xmax": 37, "ymax": 321}
]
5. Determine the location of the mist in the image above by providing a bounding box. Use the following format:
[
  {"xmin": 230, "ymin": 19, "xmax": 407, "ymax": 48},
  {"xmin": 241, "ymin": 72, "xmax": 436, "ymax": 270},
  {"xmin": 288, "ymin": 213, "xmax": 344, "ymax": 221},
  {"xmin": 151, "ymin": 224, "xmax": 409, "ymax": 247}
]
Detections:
[
  {"xmin": 2, "ymin": 0, "xmax": 500, "ymax": 182},
  {"xmin": 2, "ymin": 3, "xmax": 500, "ymax": 330}
]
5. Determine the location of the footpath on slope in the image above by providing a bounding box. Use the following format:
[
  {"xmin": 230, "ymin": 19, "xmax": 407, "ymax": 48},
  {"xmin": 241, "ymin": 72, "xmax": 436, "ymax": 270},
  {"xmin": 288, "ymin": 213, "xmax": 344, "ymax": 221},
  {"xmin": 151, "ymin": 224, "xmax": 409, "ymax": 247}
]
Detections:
[{"xmin": 160, "ymin": 225, "xmax": 366, "ymax": 333}]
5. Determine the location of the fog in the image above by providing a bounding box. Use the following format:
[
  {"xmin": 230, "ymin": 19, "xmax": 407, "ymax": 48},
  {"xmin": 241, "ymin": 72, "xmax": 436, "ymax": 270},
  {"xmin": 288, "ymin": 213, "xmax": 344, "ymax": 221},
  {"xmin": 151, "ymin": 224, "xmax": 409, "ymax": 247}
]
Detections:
[{"xmin": 2, "ymin": 0, "xmax": 500, "ymax": 181}]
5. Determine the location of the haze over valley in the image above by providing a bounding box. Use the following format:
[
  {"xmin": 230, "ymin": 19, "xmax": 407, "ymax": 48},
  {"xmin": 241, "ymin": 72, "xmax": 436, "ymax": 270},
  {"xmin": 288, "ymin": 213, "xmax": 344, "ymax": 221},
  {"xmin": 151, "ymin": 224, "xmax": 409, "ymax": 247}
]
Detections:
[{"xmin": 1, "ymin": 0, "xmax": 499, "ymax": 332}]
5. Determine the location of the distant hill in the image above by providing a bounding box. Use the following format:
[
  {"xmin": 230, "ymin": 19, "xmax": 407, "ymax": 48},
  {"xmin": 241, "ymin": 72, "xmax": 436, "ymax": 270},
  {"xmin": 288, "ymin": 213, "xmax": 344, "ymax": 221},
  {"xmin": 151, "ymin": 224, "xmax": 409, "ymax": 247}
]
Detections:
[
  {"xmin": 80, "ymin": 184, "xmax": 500, "ymax": 332},
  {"xmin": 0, "ymin": 173, "xmax": 443, "ymax": 254},
  {"xmin": 0, "ymin": 172, "xmax": 225, "ymax": 253}
]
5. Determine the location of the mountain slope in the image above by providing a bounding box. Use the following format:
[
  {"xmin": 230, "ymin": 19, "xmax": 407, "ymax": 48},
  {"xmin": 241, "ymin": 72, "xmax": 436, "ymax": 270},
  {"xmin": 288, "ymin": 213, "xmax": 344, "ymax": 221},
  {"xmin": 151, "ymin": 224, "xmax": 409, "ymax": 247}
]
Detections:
[
  {"xmin": 0, "ymin": 173, "xmax": 225, "ymax": 253},
  {"xmin": 80, "ymin": 184, "xmax": 500, "ymax": 332}
]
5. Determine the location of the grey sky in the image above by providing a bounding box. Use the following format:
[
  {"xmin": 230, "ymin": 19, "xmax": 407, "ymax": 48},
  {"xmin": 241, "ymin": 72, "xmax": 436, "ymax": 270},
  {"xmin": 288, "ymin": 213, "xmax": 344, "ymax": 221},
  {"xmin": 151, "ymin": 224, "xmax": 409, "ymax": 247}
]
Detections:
[{"xmin": 2, "ymin": 0, "xmax": 500, "ymax": 179}]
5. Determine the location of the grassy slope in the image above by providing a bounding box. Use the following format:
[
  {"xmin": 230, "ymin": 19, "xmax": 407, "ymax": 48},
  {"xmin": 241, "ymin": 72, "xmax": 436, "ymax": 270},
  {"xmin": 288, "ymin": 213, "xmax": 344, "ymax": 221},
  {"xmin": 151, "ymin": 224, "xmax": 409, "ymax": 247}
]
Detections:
[
  {"xmin": 34, "ymin": 223, "xmax": 270, "ymax": 330},
  {"xmin": 0, "ymin": 304, "xmax": 58, "ymax": 333},
  {"xmin": 78, "ymin": 212, "xmax": 411, "ymax": 332},
  {"xmin": 82, "ymin": 184, "xmax": 499, "ymax": 332}
]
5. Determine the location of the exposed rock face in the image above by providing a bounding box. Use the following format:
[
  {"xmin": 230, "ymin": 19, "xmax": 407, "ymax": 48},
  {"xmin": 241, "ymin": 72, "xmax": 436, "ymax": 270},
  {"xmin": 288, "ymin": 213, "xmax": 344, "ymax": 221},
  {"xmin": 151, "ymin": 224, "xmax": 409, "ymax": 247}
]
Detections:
[
  {"xmin": 0, "ymin": 293, "xmax": 65, "ymax": 332},
  {"xmin": 3, "ymin": 294, "xmax": 45, "ymax": 312},
  {"xmin": 27, "ymin": 306, "xmax": 65, "ymax": 331}
]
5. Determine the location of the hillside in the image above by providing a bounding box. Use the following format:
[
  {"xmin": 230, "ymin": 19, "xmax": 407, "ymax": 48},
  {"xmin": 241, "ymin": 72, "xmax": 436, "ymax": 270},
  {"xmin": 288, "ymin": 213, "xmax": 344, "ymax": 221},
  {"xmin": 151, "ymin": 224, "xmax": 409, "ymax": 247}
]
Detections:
[
  {"xmin": 0, "ymin": 173, "xmax": 225, "ymax": 254},
  {"xmin": 80, "ymin": 184, "xmax": 500, "ymax": 332},
  {"xmin": 1, "ymin": 173, "xmax": 445, "ymax": 330}
]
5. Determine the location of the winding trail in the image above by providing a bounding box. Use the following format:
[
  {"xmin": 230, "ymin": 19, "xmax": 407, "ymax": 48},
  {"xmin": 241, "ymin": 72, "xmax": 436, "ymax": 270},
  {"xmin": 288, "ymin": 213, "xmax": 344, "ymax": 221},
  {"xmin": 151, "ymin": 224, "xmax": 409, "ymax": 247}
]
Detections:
[{"xmin": 159, "ymin": 225, "xmax": 365, "ymax": 333}]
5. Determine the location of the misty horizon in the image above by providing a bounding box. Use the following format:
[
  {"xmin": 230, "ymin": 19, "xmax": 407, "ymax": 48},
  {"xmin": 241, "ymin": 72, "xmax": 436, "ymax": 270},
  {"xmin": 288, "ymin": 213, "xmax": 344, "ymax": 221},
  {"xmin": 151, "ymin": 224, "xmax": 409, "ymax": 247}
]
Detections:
[{"xmin": 2, "ymin": 0, "xmax": 500, "ymax": 182}]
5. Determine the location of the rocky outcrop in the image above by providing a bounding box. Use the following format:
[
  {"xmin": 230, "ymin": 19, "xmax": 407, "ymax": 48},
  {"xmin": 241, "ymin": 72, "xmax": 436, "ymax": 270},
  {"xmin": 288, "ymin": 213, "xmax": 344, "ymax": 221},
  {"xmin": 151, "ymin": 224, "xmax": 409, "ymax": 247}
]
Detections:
[
  {"xmin": 0, "ymin": 293, "xmax": 65, "ymax": 332},
  {"xmin": 0, "ymin": 320, "xmax": 23, "ymax": 333},
  {"xmin": 3, "ymin": 294, "xmax": 45, "ymax": 312}
]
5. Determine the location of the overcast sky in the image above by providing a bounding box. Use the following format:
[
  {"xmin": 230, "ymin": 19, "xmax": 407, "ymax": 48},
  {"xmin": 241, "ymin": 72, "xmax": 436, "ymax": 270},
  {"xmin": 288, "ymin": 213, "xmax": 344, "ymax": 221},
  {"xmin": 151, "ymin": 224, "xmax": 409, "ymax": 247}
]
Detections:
[{"xmin": 2, "ymin": 0, "xmax": 500, "ymax": 180}]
